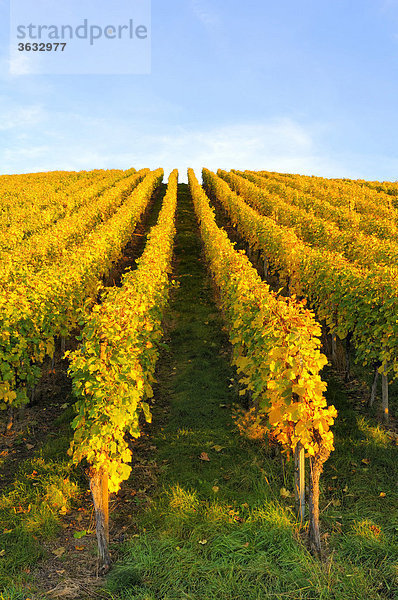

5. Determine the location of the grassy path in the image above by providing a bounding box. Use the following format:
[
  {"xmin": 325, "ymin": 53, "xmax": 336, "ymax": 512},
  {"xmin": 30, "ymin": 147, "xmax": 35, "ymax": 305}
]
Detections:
[{"xmin": 106, "ymin": 184, "xmax": 397, "ymax": 600}]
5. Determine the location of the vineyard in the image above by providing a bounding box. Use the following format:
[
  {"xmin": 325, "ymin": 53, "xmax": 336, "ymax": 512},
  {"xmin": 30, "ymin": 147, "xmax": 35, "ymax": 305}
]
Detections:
[{"xmin": 0, "ymin": 167, "xmax": 397, "ymax": 600}]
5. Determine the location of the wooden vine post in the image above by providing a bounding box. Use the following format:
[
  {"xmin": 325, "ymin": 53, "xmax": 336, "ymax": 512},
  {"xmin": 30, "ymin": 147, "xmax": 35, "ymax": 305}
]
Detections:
[
  {"xmin": 308, "ymin": 435, "xmax": 331, "ymax": 556},
  {"xmin": 369, "ymin": 365, "xmax": 379, "ymax": 407},
  {"xmin": 294, "ymin": 442, "xmax": 305, "ymax": 523},
  {"xmin": 263, "ymin": 255, "xmax": 269, "ymax": 278},
  {"xmin": 90, "ymin": 336, "xmax": 111, "ymax": 574},
  {"xmin": 308, "ymin": 457, "xmax": 321, "ymax": 554},
  {"xmin": 90, "ymin": 467, "xmax": 111, "ymax": 574},
  {"xmin": 382, "ymin": 373, "xmax": 389, "ymax": 423},
  {"xmin": 331, "ymin": 333, "xmax": 337, "ymax": 364},
  {"xmin": 344, "ymin": 333, "xmax": 352, "ymax": 382},
  {"xmin": 369, "ymin": 362, "xmax": 389, "ymax": 422}
]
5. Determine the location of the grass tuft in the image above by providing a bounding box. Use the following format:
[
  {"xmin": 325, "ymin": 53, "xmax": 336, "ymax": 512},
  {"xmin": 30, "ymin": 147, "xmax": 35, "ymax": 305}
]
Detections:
[{"xmin": 0, "ymin": 410, "xmax": 83, "ymax": 587}]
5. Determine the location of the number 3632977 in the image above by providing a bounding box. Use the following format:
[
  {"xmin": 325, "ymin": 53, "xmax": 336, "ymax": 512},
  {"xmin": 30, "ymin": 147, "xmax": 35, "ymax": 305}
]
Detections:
[{"xmin": 18, "ymin": 42, "xmax": 67, "ymax": 51}]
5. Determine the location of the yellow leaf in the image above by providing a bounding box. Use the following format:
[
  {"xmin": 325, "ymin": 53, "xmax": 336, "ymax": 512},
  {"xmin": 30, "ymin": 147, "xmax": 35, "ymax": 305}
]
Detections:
[
  {"xmin": 212, "ymin": 445, "xmax": 224, "ymax": 452},
  {"xmin": 280, "ymin": 487, "xmax": 291, "ymax": 498},
  {"xmin": 269, "ymin": 406, "xmax": 282, "ymax": 425}
]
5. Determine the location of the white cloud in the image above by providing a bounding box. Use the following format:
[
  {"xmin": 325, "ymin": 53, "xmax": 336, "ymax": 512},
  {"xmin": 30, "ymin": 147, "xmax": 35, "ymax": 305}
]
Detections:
[
  {"xmin": 3, "ymin": 144, "xmax": 51, "ymax": 160},
  {"xmin": 0, "ymin": 104, "xmax": 45, "ymax": 131},
  {"xmin": 124, "ymin": 119, "xmax": 337, "ymax": 181},
  {"xmin": 189, "ymin": 0, "xmax": 228, "ymax": 53},
  {"xmin": 0, "ymin": 113, "xmax": 387, "ymax": 181},
  {"xmin": 8, "ymin": 52, "xmax": 39, "ymax": 76},
  {"xmin": 191, "ymin": 0, "xmax": 220, "ymax": 29}
]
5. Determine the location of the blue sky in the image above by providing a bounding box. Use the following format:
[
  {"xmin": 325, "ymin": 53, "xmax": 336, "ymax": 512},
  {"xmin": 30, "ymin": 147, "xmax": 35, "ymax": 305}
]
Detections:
[{"xmin": 1, "ymin": 0, "xmax": 398, "ymax": 181}]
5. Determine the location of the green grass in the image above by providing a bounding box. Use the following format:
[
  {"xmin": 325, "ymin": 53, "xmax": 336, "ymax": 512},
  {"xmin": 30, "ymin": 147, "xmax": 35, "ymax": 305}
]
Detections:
[
  {"xmin": 0, "ymin": 586, "xmax": 28, "ymax": 600},
  {"xmin": 0, "ymin": 406, "xmax": 83, "ymax": 594},
  {"xmin": 106, "ymin": 184, "xmax": 398, "ymax": 599},
  {"xmin": 321, "ymin": 373, "xmax": 398, "ymax": 598}
]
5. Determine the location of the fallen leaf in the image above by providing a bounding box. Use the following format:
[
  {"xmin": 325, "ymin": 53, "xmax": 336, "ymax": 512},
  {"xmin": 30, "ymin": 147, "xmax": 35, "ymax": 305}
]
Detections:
[
  {"xmin": 26, "ymin": 444, "xmax": 35, "ymax": 450},
  {"xmin": 280, "ymin": 487, "xmax": 291, "ymax": 498},
  {"xmin": 361, "ymin": 458, "xmax": 371, "ymax": 465},
  {"xmin": 212, "ymin": 445, "xmax": 224, "ymax": 452},
  {"xmin": 379, "ymin": 492, "xmax": 386, "ymax": 497},
  {"xmin": 0, "ymin": 550, "xmax": 5, "ymax": 557},
  {"xmin": 243, "ymin": 542, "xmax": 249, "ymax": 547},
  {"xmin": 58, "ymin": 506, "xmax": 67, "ymax": 515},
  {"xmin": 212, "ymin": 486, "xmax": 219, "ymax": 493},
  {"xmin": 52, "ymin": 547, "xmax": 66, "ymax": 558},
  {"xmin": 56, "ymin": 570, "xmax": 66, "ymax": 575},
  {"xmin": 198, "ymin": 539, "xmax": 208, "ymax": 545},
  {"xmin": 73, "ymin": 530, "xmax": 87, "ymax": 539},
  {"xmin": 199, "ymin": 452, "xmax": 210, "ymax": 462},
  {"xmin": 75, "ymin": 546, "xmax": 85, "ymax": 551}
]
